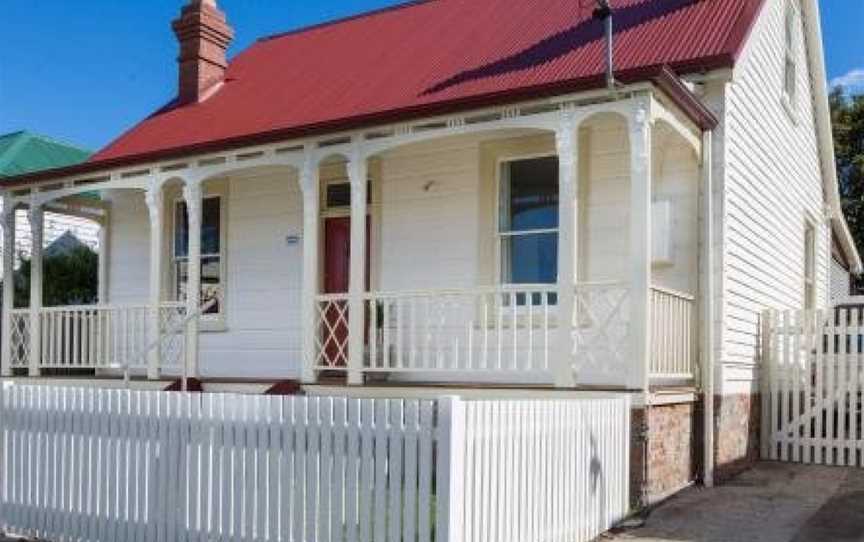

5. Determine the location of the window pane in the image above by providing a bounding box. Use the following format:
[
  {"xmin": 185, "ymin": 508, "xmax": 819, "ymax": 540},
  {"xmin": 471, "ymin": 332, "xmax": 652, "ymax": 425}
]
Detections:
[
  {"xmin": 501, "ymin": 157, "xmax": 559, "ymax": 232},
  {"xmin": 201, "ymin": 256, "xmax": 222, "ymax": 314},
  {"xmin": 176, "ymin": 256, "xmax": 222, "ymax": 315},
  {"xmin": 785, "ymin": 58, "xmax": 796, "ymax": 98},
  {"xmin": 785, "ymin": 6, "xmax": 795, "ymax": 48},
  {"xmin": 202, "ymin": 198, "xmax": 221, "ymax": 255},
  {"xmin": 326, "ymin": 183, "xmax": 351, "ymax": 208},
  {"xmin": 175, "ymin": 197, "xmax": 221, "ymax": 257},
  {"xmin": 174, "ymin": 203, "xmax": 188, "ymax": 258},
  {"xmin": 501, "ymin": 232, "xmax": 558, "ymax": 285}
]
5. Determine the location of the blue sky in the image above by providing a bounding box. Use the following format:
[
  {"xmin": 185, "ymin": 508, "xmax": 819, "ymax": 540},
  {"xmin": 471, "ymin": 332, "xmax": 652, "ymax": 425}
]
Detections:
[{"xmin": 0, "ymin": 1, "xmax": 862, "ymax": 153}]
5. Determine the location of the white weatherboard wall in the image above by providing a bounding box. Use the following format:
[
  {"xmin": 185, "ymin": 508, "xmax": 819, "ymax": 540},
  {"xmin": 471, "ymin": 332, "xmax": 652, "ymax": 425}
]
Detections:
[
  {"xmin": 102, "ymin": 190, "xmax": 149, "ymax": 305},
  {"xmin": 377, "ymin": 136, "xmax": 481, "ymax": 292},
  {"xmin": 105, "ymin": 171, "xmax": 303, "ymax": 379},
  {"xmin": 719, "ymin": 0, "xmax": 830, "ymax": 394}
]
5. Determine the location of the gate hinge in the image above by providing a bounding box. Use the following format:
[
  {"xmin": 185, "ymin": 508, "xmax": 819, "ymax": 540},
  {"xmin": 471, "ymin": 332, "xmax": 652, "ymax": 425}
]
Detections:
[{"xmin": 634, "ymin": 421, "xmax": 650, "ymax": 443}]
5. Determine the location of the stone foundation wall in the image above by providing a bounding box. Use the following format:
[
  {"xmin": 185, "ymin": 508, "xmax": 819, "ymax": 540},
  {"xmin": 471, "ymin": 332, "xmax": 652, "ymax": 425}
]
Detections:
[
  {"xmin": 646, "ymin": 401, "xmax": 698, "ymax": 501},
  {"xmin": 714, "ymin": 393, "xmax": 761, "ymax": 482},
  {"xmin": 630, "ymin": 399, "xmax": 699, "ymax": 509},
  {"xmin": 628, "ymin": 392, "xmax": 760, "ymax": 510}
]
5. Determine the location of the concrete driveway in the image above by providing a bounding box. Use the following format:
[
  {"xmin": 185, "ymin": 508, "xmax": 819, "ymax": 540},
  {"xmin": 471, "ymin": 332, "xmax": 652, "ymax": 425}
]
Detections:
[{"xmin": 602, "ymin": 462, "xmax": 864, "ymax": 542}]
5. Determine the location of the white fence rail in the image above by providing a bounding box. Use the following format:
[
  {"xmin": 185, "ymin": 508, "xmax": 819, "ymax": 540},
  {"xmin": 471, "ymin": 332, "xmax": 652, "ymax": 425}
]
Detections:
[
  {"xmin": 8, "ymin": 303, "xmax": 188, "ymax": 373},
  {"xmin": 0, "ymin": 385, "xmax": 631, "ymax": 542},
  {"xmin": 460, "ymin": 398, "xmax": 631, "ymax": 542},
  {"xmin": 649, "ymin": 287, "xmax": 697, "ymax": 379},
  {"xmin": 762, "ymin": 308, "xmax": 864, "ymax": 466}
]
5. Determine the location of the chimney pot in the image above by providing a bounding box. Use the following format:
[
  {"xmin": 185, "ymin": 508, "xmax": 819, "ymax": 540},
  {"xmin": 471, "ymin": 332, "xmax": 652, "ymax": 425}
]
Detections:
[{"xmin": 172, "ymin": 0, "xmax": 234, "ymax": 104}]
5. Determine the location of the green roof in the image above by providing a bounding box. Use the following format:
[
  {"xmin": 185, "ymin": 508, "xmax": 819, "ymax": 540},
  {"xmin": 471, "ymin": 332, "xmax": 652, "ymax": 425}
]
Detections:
[{"xmin": 0, "ymin": 131, "xmax": 90, "ymax": 178}]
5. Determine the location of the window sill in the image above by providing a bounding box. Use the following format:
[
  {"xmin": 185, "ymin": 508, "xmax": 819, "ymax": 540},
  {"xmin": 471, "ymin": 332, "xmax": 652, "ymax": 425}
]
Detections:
[
  {"xmin": 781, "ymin": 94, "xmax": 799, "ymax": 125},
  {"xmin": 200, "ymin": 319, "xmax": 228, "ymax": 333}
]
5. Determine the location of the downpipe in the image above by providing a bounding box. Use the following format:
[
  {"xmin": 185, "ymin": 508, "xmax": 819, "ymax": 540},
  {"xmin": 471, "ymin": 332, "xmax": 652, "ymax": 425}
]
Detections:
[{"xmin": 593, "ymin": 0, "xmax": 617, "ymax": 92}]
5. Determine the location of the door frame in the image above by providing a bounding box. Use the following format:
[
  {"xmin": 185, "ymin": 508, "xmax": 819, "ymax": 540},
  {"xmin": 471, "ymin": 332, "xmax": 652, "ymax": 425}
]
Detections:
[{"xmin": 317, "ymin": 167, "xmax": 380, "ymax": 294}]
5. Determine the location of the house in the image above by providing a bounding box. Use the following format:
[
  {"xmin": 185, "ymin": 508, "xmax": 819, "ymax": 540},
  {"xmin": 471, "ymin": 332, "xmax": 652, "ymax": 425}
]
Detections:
[
  {"xmin": 0, "ymin": 0, "xmax": 857, "ymax": 508},
  {"xmin": 0, "ymin": 131, "xmax": 101, "ymax": 271}
]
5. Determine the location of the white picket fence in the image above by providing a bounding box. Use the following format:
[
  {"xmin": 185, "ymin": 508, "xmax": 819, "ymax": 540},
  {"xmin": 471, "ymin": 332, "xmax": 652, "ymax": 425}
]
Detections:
[
  {"xmin": 0, "ymin": 385, "xmax": 631, "ymax": 542},
  {"xmin": 762, "ymin": 308, "xmax": 864, "ymax": 466}
]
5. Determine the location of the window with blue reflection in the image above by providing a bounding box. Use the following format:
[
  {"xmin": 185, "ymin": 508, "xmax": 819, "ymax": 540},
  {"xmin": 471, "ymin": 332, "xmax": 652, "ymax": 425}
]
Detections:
[
  {"xmin": 499, "ymin": 156, "xmax": 559, "ymax": 287},
  {"xmin": 174, "ymin": 196, "xmax": 223, "ymax": 316}
]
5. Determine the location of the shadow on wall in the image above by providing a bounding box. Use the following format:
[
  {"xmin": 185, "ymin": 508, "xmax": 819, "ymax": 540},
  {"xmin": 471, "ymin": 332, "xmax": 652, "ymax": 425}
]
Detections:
[
  {"xmin": 714, "ymin": 393, "xmax": 761, "ymax": 483},
  {"xmin": 590, "ymin": 432, "xmax": 609, "ymax": 530},
  {"xmin": 422, "ymin": 0, "xmax": 700, "ymax": 95}
]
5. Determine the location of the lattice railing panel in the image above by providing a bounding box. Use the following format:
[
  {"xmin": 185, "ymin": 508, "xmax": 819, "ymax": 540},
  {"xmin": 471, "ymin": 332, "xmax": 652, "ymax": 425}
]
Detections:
[
  {"xmin": 157, "ymin": 303, "xmax": 188, "ymax": 369},
  {"xmin": 314, "ymin": 294, "xmax": 350, "ymax": 370},
  {"xmin": 9, "ymin": 310, "xmax": 30, "ymax": 368},
  {"xmin": 573, "ymin": 282, "xmax": 631, "ymax": 386}
]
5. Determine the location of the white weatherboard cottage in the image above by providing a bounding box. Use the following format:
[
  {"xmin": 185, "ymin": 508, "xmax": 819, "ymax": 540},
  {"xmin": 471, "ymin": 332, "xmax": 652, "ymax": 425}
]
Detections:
[{"xmin": 0, "ymin": 0, "xmax": 859, "ymax": 505}]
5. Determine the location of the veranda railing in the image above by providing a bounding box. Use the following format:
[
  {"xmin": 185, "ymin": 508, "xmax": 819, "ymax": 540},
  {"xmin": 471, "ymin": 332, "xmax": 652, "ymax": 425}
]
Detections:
[
  {"xmin": 314, "ymin": 282, "xmax": 697, "ymax": 384},
  {"xmin": 8, "ymin": 302, "xmax": 190, "ymax": 376},
  {"xmin": 649, "ymin": 286, "xmax": 697, "ymax": 380}
]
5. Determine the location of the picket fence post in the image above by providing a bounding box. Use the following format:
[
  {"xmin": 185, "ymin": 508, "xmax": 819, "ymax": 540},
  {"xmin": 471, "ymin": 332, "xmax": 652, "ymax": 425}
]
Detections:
[
  {"xmin": 436, "ymin": 396, "xmax": 465, "ymax": 542},
  {"xmin": 760, "ymin": 309, "xmax": 772, "ymax": 459}
]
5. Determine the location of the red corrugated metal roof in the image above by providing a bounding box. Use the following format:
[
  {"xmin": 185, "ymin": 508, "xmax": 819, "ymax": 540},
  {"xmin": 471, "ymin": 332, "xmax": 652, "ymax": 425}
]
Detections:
[{"xmin": 90, "ymin": 0, "xmax": 764, "ymax": 168}]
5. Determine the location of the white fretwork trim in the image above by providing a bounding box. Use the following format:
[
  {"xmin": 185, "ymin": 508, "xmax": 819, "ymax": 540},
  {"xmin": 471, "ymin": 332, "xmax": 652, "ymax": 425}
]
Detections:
[{"xmin": 6, "ymin": 87, "xmax": 700, "ymax": 210}]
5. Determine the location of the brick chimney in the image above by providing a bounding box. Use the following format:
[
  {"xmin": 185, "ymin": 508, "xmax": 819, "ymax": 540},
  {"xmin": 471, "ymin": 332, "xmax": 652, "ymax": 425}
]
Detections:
[{"xmin": 172, "ymin": 0, "xmax": 235, "ymax": 104}]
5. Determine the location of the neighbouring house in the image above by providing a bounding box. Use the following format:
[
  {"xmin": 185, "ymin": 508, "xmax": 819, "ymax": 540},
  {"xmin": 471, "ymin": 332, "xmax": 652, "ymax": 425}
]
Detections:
[
  {"xmin": 0, "ymin": 0, "xmax": 858, "ymax": 513},
  {"xmin": 0, "ymin": 131, "xmax": 101, "ymax": 272}
]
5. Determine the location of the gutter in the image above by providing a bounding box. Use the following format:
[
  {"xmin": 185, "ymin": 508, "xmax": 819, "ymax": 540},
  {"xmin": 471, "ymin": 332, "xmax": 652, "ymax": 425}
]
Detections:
[{"xmin": 801, "ymin": 0, "xmax": 863, "ymax": 273}]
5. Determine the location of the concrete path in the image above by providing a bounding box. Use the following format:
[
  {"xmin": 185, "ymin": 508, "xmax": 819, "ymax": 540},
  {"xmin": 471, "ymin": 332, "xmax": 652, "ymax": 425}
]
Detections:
[{"xmin": 602, "ymin": 462, "xmax": 864, "ymax": 542}]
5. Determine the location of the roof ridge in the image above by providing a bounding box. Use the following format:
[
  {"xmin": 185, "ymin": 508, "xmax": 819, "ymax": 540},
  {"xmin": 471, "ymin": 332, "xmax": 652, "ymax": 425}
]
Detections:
[
  {"xmin": 257, "ymin": 0, "xmax": 438, "ymax": 43},
  {"xmin": 26, "ymin": 132, "xmax": 92, "ymax": 154},
  {"xmin": 0, "ymin": 130, "xmax": 29, "ymax": 141},
  {"xmin": 0, "ymin": 131, "xmax": 33, "ymax": 173}
]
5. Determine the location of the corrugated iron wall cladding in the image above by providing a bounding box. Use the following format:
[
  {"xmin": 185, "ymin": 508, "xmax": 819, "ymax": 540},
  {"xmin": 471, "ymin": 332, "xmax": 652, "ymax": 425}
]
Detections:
[{"xmin": 92, "ymin": 0, "xmax": 761, "ymax": 163}]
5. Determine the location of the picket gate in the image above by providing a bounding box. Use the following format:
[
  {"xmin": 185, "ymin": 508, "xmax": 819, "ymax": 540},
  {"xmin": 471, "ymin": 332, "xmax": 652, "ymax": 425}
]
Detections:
[
  {"xmin": 0, "ymin": 385, "xmax": 630, "ymax": 542},
  {"xmin": 762, "ymin": 308, "xmax": 864, "ymax": 466}
]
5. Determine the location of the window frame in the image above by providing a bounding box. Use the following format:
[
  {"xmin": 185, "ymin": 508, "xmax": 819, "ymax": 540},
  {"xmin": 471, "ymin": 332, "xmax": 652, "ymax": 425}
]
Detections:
[
  {"xmin": 781, "ymin": 0, "xmax": 800, "ymax": 119},
  {"xmin": 495, "ymin": 152, "xmax": 560, "ymax": 288},
  {"xmin": 803, "ymin": 217, "xmax": 818, "ymax": 310},
  {"xmin": 171, "ymin": 192, "xmax": 228, "ymax": 331}
]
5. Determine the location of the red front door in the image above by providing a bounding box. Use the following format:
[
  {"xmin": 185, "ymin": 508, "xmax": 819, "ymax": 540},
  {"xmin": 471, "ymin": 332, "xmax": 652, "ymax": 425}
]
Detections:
[
  {"xmin": 322, "ymin": 217, "xmax": 370, "ymax": 369},
  {"xmin": 324, "ymin": 217, "xmax": 352, "ymax": 295}
]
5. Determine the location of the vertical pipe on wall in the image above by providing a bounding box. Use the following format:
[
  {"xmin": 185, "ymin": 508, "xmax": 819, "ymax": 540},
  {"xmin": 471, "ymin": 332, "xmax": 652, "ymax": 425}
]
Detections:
[{"xmin": 701, "ymin": 129, "xmax": 715, "ymax": 487}]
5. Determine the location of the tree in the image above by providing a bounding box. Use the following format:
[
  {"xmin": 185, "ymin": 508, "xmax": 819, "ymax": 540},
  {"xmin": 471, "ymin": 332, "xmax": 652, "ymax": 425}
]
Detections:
[
  {"xmin": 831, "ymin": 87, "xmax": 864, "ymax": 291},
  {"xmin": 13, "ymin": 245, "xmax": 99, "ymax": 308}
]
